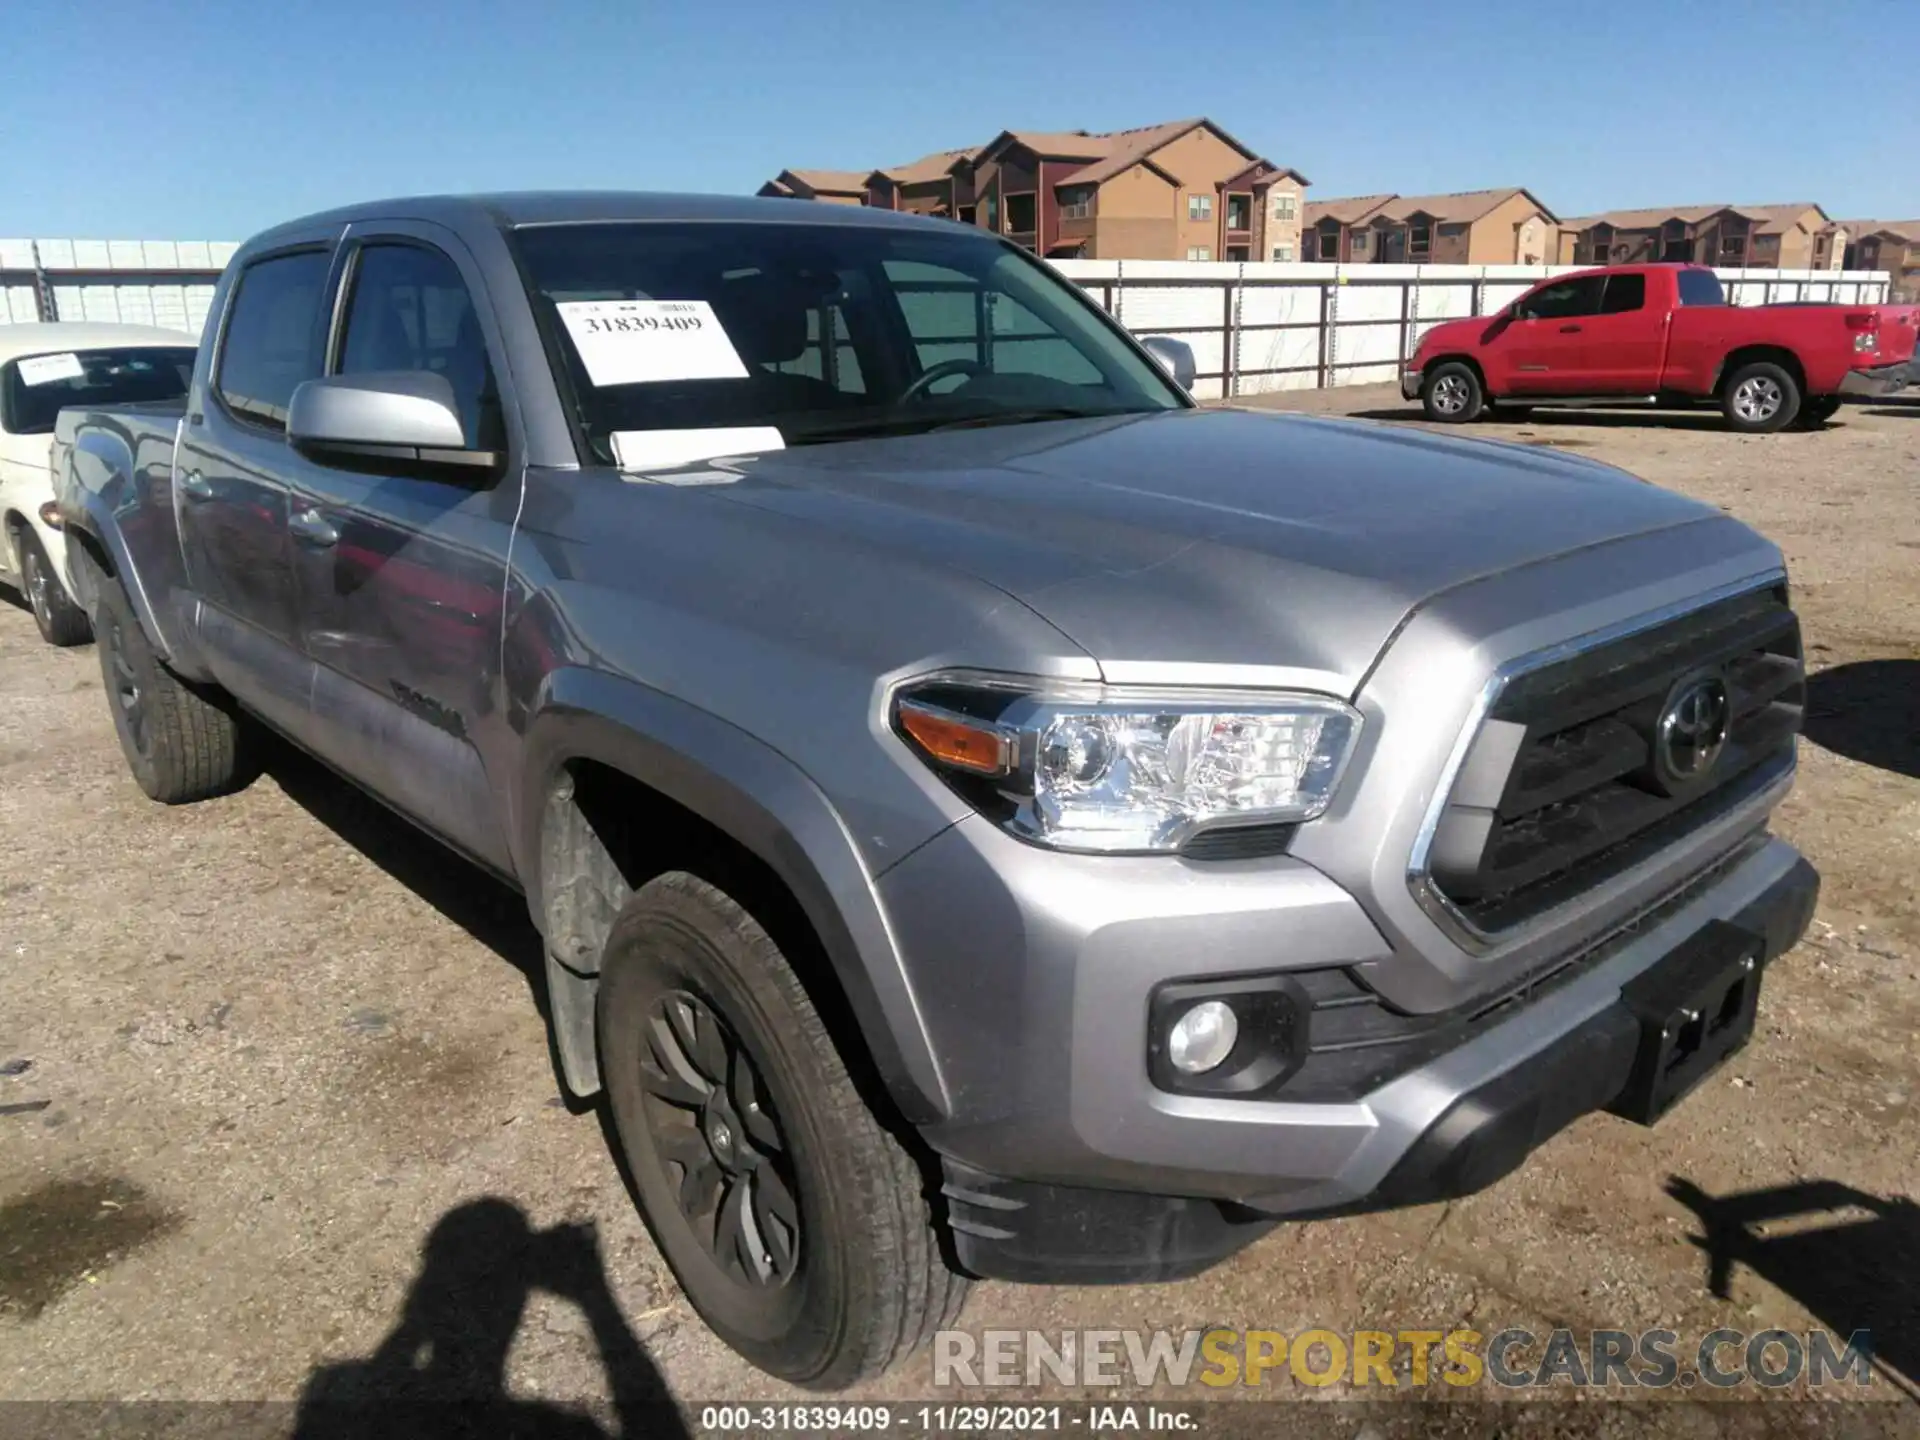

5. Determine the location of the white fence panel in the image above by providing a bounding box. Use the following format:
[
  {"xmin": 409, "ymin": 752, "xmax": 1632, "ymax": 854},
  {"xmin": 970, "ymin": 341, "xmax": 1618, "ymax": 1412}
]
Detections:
[
  {"xmin": 1060, "ymin": 258, "xmax": 1895, "ymax": 396},
  {"xmin": 0, "ymin": 237, "xmax": 231, "ymax": 329}
]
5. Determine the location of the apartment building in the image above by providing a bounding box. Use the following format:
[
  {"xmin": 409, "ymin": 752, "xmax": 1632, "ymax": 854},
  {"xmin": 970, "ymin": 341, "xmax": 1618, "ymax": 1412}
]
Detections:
[
  {"xmin": 762, "ymin": 117, "xmax": 1309, "ymax": 262},
  {"xmin": 1301, "ymin": 188, "xmax": 1556, "ymax": 264},
  {"xmin": 1838, "ymin": 221, "xmax": 1920, "ymax": 299},
  {"xmin": 757, "ymin": 170, "xmax": 870, "ymax": 205},
  {"xmin": 862, "ymin": 148, "xmax": 980, "ymax": 219},
  {"xmin": 1558, "ymin": 204, "xmax": 1834, "ymax": 269}
]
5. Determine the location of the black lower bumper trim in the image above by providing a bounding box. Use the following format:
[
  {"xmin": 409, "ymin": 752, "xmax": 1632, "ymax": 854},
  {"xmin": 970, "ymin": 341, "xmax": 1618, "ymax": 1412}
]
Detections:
[{"xmin": 941, "ymin": 1160, "xmax": 1277, "ymax": 1285}]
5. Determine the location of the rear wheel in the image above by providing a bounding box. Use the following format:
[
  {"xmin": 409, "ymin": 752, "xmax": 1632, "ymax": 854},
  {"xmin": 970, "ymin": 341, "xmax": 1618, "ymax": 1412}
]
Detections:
[
  {"xmin": 1421, "ymin": 362, "xmax": 1484, "ymax": 423},
  {"xmin": 1722, "ymin": 361, "xmax": 1801, "ymax": 433},
  {"xmin": 92, "ymin": 570, "xmax": 248, "ymax": 803},
  {"xmin": 598, "ymin": 872, "xmax": 966, "ymax": 1388},
  {"xmin": 18, "ymin": 532, "xmax": 90, "ymax": 647}
]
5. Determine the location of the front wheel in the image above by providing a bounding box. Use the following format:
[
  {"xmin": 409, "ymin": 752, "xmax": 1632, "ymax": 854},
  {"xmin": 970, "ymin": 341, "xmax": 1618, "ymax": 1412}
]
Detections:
[
  {"xmin": 1421, "ymin": 361, "xmax": 1484, "ymax": 423},
  {"xmin": 598, "ymin": 872, "xmax": 967, "ymax": 1388},
  {"xmin": 1722, "ymin": 361, "xmax": 1801, "ymax": 433},
  {"xmin": 18, "ymin": 532, "xmax": 90, "ymax": 647}
]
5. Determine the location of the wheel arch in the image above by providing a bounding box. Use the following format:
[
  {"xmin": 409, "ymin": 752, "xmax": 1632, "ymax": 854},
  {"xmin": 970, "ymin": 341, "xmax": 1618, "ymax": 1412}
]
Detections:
[
  {"xmin": 518, "ymin": 666, "xmax": 949, "ymax": 1126},
  {"xmin": 1714, "ymin": 345, "xmax": 1807, "ymax": 398}
]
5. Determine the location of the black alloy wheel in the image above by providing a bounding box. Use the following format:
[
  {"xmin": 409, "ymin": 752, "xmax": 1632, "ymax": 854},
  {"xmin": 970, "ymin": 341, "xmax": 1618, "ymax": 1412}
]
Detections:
[{"xmin": 639, "ymin": 989, "xmax": 801, "ymax": 1287}]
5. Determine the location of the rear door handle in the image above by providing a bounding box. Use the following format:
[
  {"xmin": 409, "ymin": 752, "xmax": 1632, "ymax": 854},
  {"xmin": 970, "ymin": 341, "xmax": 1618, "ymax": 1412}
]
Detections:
[
  {"xmin": 178, "ymin": 470, "xmax": 214, "ymax": 501},
  {"xmin": 1559, "ymin": 324, "xmax": 1584, "ymax": 333},
  {"xmin": 289, "ymin": 507, "xmax": 340, "ymax": 548}
]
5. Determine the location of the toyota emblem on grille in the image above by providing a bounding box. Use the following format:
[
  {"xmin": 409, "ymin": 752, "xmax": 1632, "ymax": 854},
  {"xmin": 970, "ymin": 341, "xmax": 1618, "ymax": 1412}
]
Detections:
[{"xmin": 1657, "ymin": 674, "xmax": 1732, "ymax": 782}]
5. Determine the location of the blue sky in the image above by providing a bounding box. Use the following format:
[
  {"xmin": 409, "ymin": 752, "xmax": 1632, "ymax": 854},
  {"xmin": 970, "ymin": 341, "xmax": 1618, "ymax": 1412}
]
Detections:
[{"xmin": 5, "ymin": 0, "xmax": 1912, "ymax": 240}]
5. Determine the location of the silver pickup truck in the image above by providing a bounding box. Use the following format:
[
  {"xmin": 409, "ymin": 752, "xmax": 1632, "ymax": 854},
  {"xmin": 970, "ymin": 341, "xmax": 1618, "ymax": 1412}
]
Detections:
[{"xmin": 56, "ymin": 193, "xmax": 1817, "ymax": 1388}]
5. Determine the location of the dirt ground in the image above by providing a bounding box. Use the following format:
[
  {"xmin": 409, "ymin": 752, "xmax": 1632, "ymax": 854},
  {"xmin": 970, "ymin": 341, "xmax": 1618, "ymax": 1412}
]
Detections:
[{"xmin": 2, "ymin": 386, "xmax": 1916, "ymax": 1431}]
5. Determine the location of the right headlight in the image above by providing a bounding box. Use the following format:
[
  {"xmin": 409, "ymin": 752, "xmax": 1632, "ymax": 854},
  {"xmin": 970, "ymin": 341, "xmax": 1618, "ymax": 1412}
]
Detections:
[{"xmin": 892, "ymin": 673, "xmax": 1362, "ymax": 854}]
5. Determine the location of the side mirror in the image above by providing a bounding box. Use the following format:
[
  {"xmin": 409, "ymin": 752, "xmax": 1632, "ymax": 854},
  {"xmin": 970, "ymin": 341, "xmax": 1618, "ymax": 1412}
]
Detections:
[
  {"xmin": 1140, "ymin": 335, "xmax": 1197, "ymax": 391},
  {"xmin": 287, "ymin": 372, "xmax": 498, "ymax": 476}
]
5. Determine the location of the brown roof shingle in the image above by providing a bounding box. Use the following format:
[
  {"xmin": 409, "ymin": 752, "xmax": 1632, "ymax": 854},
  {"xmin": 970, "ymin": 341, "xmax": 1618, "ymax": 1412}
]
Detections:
[
  {"xmin": 782, "ymin": 169, "xmax": 872, "ymax": 195},
  {"xmin": 1380, "ymin": 187, "xmax": 1554, "ymax": 225},
  {"xmin": 876, "ymin": 147, "xmax": 981, "ymax": 185},
  {"xmin": 1302, "ymin": 194, "xmax": 1396, "ymax": 227},
  {"xmin": 1833, "ymin": 219, "xmax": 1920, "ymax": 242},
  {"xmin": 1564, "ymin": 202, "xmax": 1825, "ymax": 234}
]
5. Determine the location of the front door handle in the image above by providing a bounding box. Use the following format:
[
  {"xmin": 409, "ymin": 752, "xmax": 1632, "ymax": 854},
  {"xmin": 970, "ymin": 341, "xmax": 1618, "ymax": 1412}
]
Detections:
[
  {"xmin": 289, "ymin": 507, "xmax": 340, "ymax": 548},
  {"xmin": 1559, "ymin": 323, "xmax": 1584, "ymax": 333},
  {"xmin": 178, "ymin": 470, "xmax": 214, "ymax": 501}
]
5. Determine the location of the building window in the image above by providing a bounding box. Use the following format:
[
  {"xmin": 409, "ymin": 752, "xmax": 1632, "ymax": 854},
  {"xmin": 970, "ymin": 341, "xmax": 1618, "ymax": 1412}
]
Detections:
[
  {"xmin": 1720, "ymin": 233, "xmax": 1747, "ymax": 261},
  {"xmin": 1004, "ymin": 193, "xmax": 1036, "ymax": 234},
  {"xmin": 1187, "ymin": 194, "xmax": 1213, "ymax": 222},
  {"xmin": 1350, "ymin": 231, "xmax": 1370, "ymax": 255},
  {"xmin": 1225, "ymin": 194, "xmax": 1250, "ymax": 231},
  {"xmin": 1058, "ymin": 188, "xmax": 1093, "ymax": 221},
  {"xmin": 1187, "ymin": 245, "xmax": 1212, "ymax": 261},
  {"xmin": 1408, "ymin": 223, "xmax": 1431, "ymax": 259},
  {"xmin": 1272, "ymin": 193, "xmax": 1297, "ymax": 221},
  {"xmin": 1271, "ymin": 243, "xmax": 1294, "ymax": 261}
]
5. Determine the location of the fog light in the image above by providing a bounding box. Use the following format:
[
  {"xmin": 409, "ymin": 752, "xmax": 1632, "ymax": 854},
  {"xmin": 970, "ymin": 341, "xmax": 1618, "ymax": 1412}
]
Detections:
[{"xmin": 1167, "ymin": 1000, "xmax": 1238, "ymax": 1074}]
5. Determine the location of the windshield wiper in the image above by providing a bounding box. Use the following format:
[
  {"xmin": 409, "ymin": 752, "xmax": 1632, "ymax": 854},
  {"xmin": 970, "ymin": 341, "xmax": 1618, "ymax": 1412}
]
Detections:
[
  {"xmin": 788, "ymin": 407, "xmax": 1138, "ymax": 446},
  {"xmin": 784, "ymin": 414, "xmax": 955, "ymax": 445},
  {"xmin": 924, "ymin": 406, "xmax": 1135, "ymax": 432}
]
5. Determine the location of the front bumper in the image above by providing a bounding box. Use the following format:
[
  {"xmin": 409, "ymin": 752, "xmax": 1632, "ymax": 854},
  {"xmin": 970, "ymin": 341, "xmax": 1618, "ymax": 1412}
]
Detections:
[
  {"xmin": 1836, "ymin": 360, "xmax": 1913, "ymax": 398},
  {"xmin": 1400, "ymin": 369, "xmax": 1423, "ymax": 401},
  {"xmin": 883, "ymin": 822, "xmax": 1816, "ymax": 1281},
  {"xmin": 936, "ymin": 844, "xmax": 1820, "ymax": 1282}
]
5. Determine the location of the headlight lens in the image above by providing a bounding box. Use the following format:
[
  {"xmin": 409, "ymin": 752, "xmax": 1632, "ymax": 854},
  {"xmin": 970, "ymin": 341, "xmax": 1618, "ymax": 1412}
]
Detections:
[{"xmin": 894, "ymin": 678, "xmax": 1361, "ymax": 854}]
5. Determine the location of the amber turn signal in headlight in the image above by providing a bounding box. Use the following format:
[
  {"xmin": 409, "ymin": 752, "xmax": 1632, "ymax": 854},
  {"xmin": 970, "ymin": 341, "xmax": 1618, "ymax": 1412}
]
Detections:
[{"xmin": 896, "ymin": 699, "xmax": 1014, "ymax": 777}]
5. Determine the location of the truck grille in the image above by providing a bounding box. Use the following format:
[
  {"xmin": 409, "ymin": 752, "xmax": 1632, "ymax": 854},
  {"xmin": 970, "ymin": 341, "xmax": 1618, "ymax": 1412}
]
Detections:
[{"xmin": 1421, "ymin": 586, "xmax": 1803, "ymax": 937}]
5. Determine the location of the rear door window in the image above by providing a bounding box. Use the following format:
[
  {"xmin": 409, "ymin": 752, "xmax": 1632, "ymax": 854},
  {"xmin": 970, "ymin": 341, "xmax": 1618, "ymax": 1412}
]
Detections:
[
  {"xmin": 1600, "ymin": 274, "xmax": 1647, "ymax": 314},
  {"xmin": 215, "ymin": 250, "xmax": 331, "ymax": 431},
  {"xmin": 1677, "ymin": 270, "xmax": 1727, "ymax": 306}
]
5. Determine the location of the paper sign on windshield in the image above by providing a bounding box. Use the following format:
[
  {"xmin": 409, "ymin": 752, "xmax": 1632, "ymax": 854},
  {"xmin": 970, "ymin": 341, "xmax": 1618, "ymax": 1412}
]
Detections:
[
  {"xmin": 612, "ymin": 426, "xmax": 784, "ymax": 472},
  {"xmin": 556, "ymin": 300, "xmax": 749, "ymax": 388},
  {"xmin": 17, "ymin": 352, "xmax": 85, "ymax": 386}
]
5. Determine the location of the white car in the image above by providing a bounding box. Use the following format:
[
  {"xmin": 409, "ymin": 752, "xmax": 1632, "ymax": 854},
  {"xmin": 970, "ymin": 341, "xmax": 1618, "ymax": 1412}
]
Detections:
[{"xmin": 1, "ymin": 323, "xmax": 198, "ymax": 644}]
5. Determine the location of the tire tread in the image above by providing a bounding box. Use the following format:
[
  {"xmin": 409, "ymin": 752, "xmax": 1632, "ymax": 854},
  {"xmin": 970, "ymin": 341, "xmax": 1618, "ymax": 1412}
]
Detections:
[{"xmin": 602, "ymin": 872, "xmax": 966, "ymax": 1388}]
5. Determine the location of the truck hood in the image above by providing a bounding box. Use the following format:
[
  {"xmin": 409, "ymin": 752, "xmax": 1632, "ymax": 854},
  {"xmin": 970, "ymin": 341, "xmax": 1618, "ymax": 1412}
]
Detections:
[{"xmin": 675, "ymin": 407, "xmax": 1722, "ymax": 693}]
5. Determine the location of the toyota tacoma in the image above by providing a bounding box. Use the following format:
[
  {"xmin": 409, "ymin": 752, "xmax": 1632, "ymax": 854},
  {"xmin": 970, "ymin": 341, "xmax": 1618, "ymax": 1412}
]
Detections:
[{"xmin": 55, "ymin": 194, "xmax": 1817, "ymax": 1387}]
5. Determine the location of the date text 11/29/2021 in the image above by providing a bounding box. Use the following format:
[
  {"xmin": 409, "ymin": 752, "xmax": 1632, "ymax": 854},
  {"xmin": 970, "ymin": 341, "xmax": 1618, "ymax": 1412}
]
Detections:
[{"xmin": 698, "ymin": 1405, "xmax": 1195, "ymax": 1433}]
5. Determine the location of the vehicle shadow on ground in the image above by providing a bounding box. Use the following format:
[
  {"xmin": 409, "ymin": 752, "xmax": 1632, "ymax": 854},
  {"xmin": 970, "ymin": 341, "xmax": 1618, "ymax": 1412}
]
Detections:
[
  {"xmin": 1802, "ymin": 660, "xmax": 1920, "ymax": 779},
  {"xmin": 1861, "ymin": 394, "xmax": 1919, "ymax": 419},
  {"xmin": 292, "ymin": 1198, "xmax": 689, "ymax": 1438},
  {"xmin": 1666, "ymin": 1178, "xmax": 1919, "ymax": 1394},
  {"xmin": 254, "ymin": 738, "xmax": 588, "ymax": 1101}
]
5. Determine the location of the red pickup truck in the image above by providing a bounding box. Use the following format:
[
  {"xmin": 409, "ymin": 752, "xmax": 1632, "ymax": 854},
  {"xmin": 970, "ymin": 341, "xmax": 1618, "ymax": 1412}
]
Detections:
[{"xmin": 1401, "ymin": 264, "xmax": 1915, "ymax": 433}]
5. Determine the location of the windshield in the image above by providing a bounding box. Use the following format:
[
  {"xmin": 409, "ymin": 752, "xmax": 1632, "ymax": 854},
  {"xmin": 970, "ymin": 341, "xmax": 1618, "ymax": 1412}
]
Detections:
[
  {"xmin": 2, "ymin": 346, "xmax": 197, "ymax": 435},
  {"xmin": 512, "ymin": 221, "xmax": 1187, "ymax": 465}
]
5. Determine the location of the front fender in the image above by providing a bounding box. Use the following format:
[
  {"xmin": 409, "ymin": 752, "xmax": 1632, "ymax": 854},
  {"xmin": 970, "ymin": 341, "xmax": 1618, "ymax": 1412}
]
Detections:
[{"xmin": 517, "ymin": 666, "xmax": 950, "ymax": 1123}]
